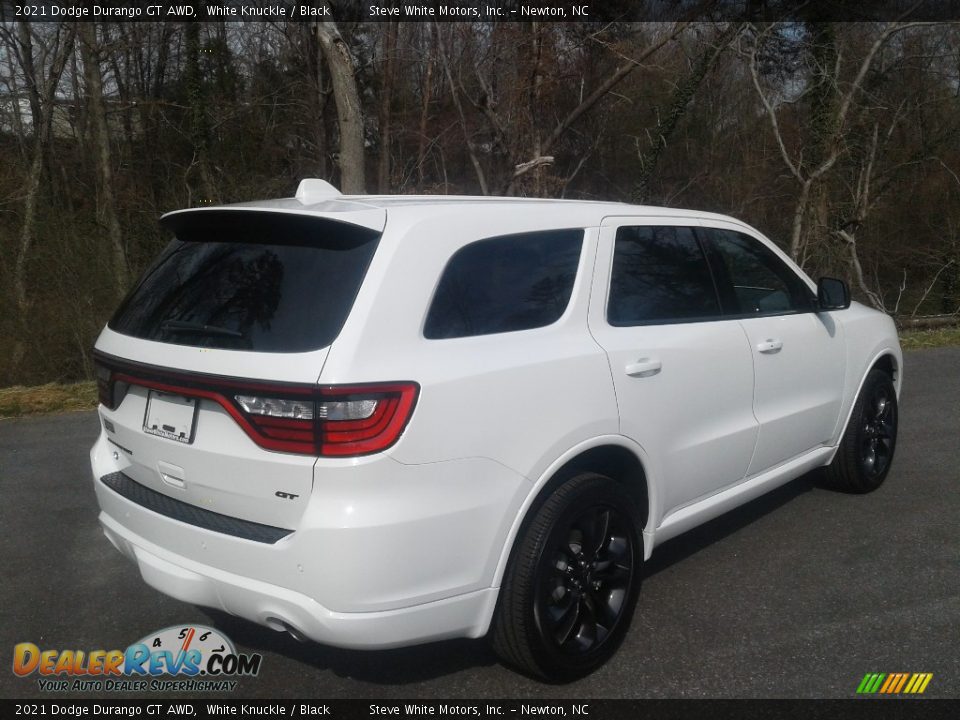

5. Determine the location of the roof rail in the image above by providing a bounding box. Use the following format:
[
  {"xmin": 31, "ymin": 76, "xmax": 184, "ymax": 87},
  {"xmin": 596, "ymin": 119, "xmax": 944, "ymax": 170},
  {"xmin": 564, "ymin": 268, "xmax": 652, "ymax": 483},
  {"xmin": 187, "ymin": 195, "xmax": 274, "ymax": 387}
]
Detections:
[{"xmin": 295, "ymin": 179, "xmax": 341, "ymax": 203}]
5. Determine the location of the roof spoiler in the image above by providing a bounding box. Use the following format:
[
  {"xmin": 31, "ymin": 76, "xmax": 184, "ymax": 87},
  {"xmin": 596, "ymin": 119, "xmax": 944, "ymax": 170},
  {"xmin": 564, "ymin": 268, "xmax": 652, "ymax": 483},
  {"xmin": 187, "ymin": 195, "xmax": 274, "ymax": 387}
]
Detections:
[{"xmin": 161, "ymin": 179, "xmax": 385, "ymax": 232}]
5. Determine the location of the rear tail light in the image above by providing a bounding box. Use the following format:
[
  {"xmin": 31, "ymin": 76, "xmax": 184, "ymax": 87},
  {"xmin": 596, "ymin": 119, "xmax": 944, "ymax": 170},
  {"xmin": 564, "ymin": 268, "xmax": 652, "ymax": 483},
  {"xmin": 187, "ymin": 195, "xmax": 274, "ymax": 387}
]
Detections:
[
  {"xmin": 95, "ymin": 357, "xmax": 418, "ymax": 457},
  {"xmin": 232, "ymin": 384, "xmax": 417, "ymax": 456},
  {"xmin": 235, "ymin": 396, "xmax": 315, "ymax": 419},
  {"xmin": 95, "ymin": 362, "xmax": 129, "ymax": 410},
  {"xmin": 95, "ymin": 363, "xmax": 114, "ymax": 408},
  {"xmin": 317, "ymin": 385, "xmax": 418, "ymax": 457}
]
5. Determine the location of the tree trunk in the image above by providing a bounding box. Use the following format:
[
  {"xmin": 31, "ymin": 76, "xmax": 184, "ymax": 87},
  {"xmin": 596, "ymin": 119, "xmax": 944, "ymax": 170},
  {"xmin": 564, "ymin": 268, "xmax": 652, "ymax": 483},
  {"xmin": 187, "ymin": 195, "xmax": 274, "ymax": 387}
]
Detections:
[
  {"xmin": 529, "ymin": 22, "xmax": 544, "ymax": 197},
  {"xmin": 10, "ymin": 24, "xmax": 75, "ymax": 373},
  {"xmin": 315, "ymin": 21, "xmax": 366, "ymax": 194},
  {"xmin": 13, "ymin": 139, "xmax": 45, "ymax": 316},
  {"xmin": 79, "ymin": 22, "xmax": 129, "ymax": 297},
  {"xmin": 377, "ymin": 22, "xmax": 397, "ymax": 193},
  {"xmin": 15, "ymin": 22, "xmax": 43, "ymax": 133},
  {"xmin": 416, "ymin": 27, "xmax": 435, "ymax": 192},
  {"xmin": 185, "ymin": 21, "xmax": 218, "ymax": 204},
  {"xmin": 12, "ymin": 24, "xmax": 74, "ymax": 313},
  {"xmin": 307, "ymin": 23, "xmax": 328, "ymax": 179},
  {"xmin": 438, "ymin": 24, "xmax": 489, "ymax": 195},
  {"xmin": 634, "ymin": 23, "xmax": 743, "ymax": 203}
]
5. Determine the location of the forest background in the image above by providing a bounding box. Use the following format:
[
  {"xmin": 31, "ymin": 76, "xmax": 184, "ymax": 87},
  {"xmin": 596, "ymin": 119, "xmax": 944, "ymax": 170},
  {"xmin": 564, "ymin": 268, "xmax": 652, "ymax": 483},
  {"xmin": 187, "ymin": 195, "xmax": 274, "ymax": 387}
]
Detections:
[{"xmin": 2, "ymin": 4, "xmax": 959, "ymax": 386}]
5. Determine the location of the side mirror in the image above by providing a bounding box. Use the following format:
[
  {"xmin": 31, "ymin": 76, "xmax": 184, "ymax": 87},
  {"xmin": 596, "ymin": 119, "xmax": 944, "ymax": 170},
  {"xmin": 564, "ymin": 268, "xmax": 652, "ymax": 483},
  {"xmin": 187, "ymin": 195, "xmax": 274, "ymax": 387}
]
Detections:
[{"xmin": 817, "ymin": 277, "xmax": 850, "ymax": 311}]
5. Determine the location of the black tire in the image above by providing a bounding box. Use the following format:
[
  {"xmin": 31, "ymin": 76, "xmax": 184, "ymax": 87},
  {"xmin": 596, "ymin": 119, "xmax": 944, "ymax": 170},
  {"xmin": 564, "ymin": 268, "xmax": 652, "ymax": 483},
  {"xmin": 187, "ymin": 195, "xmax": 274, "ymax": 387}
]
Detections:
[
  {"xmin": 491, "ymin": 472, "xmax": 643, "ymax": 681},
  {"xmin": 825, "ymin": 368, "xmax": 898, "ymax": 493}
]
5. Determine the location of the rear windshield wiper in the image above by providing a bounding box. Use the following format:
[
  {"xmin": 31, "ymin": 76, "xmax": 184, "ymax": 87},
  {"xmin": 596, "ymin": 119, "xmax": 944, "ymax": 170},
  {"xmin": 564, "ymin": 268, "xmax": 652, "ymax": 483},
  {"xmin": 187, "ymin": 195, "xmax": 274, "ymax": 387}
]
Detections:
[{"xmin": 160, "ymin": 320, "xmax": 244, "ymax": 338}]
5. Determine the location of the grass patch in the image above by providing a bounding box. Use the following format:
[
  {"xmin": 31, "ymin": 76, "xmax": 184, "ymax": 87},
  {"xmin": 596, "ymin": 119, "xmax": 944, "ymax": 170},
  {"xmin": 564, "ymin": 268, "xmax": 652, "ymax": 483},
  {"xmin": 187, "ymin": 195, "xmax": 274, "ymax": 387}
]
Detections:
[
  {"xmin": 899, "ymin": 326, "xmax": 960, "ymax": 351},
  {"xmin": 0, "ymin": 381, "xmax": 97, "ymax": 419}
]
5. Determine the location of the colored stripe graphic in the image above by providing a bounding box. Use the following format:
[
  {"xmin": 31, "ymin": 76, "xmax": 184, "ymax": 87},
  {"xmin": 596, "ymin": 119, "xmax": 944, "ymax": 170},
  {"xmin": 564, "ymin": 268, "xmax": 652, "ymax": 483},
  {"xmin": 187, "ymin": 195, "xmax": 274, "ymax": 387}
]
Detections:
[
  {"xmin": 857, "ymin": 672, "xmax": 932, "ymax": 694},
  {"xmin": 907, "ymin": 673, "xmax": 933, "ymax": 694},
  {"xmin": 879, "ymin": 674, "xmax": 897, "ymax": 693},
  {"xmin": 856, "ymin": 674, "xmax": 874, "ymax": 694},
  {"xmin": 857, "ymin": 673, "xmax": 886, "ymax": 693},
  {"xmin": 892, "ymin": 673, "xmax": 909, "ymax": 693}
]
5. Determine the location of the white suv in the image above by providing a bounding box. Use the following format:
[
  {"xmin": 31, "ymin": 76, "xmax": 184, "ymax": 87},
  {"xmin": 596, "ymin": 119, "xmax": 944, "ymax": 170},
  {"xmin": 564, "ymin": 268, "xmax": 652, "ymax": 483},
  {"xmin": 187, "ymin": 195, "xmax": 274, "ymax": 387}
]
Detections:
[{"xmin": 91, "ymin": 180, "xmax": 901, "ymax": 680}]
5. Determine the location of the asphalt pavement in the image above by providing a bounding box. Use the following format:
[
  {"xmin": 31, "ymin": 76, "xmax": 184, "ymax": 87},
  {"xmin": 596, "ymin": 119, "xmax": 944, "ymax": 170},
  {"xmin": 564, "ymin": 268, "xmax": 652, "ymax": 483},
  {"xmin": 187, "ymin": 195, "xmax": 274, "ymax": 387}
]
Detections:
[{"xmin": 1, "ymin": 347, "xmax": 958, "ymax": 699}]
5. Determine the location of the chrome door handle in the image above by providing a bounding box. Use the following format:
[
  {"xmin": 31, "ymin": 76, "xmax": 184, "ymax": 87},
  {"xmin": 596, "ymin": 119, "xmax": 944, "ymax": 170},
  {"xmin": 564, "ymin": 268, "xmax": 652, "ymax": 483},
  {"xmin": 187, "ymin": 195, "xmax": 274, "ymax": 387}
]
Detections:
[
  {"xmin": 625, "ymin": 358, "xmax": 662, "ymax": 378},
  {"xmin": 756, "ymin": 338, "xmax": 783, "ymax": 354}
]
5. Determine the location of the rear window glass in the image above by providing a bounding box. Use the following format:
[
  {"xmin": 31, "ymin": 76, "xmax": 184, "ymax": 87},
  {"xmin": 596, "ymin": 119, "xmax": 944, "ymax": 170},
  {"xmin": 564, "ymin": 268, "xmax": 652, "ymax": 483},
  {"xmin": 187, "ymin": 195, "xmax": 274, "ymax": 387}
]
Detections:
[
  {"xmin": 424, "ymin": 229, "xmax": 583, "ymax": 339},
  {"xmin": 109, "ymin": 211, "xmax": 380, "ymax": 353}
]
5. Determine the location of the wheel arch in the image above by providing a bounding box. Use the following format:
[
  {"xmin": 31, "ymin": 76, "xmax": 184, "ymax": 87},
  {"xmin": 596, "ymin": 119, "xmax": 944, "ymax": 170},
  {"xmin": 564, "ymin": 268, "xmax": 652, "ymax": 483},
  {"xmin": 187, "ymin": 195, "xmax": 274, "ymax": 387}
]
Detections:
[
  {"xmin": 828, "ymin": 347, "xmax": 901, "ymax": 459},
  {"xmin": 491, "ymin": 436, "xmax": 655, "ymax": 592},
  {"xmin": 872, "ymin": 352, "xmax": 899, "ymax": 388}
]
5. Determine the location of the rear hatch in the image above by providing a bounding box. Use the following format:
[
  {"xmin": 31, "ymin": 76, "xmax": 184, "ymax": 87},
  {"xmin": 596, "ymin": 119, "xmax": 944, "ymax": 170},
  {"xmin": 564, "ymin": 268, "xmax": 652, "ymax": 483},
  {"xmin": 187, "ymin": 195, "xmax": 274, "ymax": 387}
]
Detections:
[{"xmin": 94, "ymin": 209, "xmax": 383, "ymax": 530}]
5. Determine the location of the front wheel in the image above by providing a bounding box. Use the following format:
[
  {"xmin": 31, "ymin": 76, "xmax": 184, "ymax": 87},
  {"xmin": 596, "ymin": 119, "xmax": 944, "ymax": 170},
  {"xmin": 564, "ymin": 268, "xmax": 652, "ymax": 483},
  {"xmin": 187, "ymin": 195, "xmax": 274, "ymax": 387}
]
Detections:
[
  {"xmin": 491, "ymin": 472, "xmax": 643, "ymax": 681},
  {"xmin": 825, "ymin": 368, "xmax": 898, "ymax": 493}
]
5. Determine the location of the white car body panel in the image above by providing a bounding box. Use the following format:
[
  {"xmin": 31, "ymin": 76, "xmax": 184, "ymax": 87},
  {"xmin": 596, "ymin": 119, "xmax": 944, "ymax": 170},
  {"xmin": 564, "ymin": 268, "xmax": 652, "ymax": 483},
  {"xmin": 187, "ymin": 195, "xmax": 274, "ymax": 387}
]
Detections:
[
  {"xmin": 90, "ymin": 191, "xmax": 902, "ymax": 650},
  {"xmin": 829, "ymin": 305, "xmax": 903, "ymax": 445},
  {"xmin": 739, "ymin": 310, "xmax": 846, "ymax": 475},
  {"xmin": 588, "ymin": 218, "xmax": 759, "ymax": 521},
  {"xmin": 653, "ymin": 445, "xmax": 836, "ymax": 547}
]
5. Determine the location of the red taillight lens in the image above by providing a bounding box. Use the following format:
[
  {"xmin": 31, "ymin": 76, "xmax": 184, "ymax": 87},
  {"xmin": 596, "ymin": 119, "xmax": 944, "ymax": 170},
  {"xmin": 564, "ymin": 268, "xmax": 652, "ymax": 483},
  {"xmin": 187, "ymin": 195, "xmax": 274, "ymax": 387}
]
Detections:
[
  {"xmin": 230, "ymin": 383, "xmax": 418, "ymax": 456},
  {"xmin": 231, "ymin": 394, "xmax": 318, "ymax": 453},
  {"xmin": 317, "ymin": 384, "xmax": 419, "ymax": 457}
]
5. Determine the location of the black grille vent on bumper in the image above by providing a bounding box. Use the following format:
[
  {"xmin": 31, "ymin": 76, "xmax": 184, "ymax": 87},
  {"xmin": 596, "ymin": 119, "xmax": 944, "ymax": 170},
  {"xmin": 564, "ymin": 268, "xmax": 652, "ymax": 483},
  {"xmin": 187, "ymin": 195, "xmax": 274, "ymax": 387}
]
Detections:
[{"xmin": 100, "ymin": 471, "xmax": 293, "ymax": 544}]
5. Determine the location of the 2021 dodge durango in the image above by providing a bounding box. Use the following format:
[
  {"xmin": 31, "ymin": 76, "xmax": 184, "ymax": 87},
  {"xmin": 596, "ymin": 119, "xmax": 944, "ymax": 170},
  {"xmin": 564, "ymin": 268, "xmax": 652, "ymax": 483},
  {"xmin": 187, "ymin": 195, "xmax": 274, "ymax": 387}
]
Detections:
[{"xmin": 91, "ymin": 180, "xmax": 901, "ymax": 680}]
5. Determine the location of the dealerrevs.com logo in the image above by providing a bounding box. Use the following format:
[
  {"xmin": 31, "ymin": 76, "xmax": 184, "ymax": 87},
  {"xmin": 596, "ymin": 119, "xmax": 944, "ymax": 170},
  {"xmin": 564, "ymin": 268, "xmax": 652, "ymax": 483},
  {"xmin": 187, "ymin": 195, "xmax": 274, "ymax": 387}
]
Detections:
[{"xmin": 12, "ymin": 625, "xmax": 262, "ymax": 692}]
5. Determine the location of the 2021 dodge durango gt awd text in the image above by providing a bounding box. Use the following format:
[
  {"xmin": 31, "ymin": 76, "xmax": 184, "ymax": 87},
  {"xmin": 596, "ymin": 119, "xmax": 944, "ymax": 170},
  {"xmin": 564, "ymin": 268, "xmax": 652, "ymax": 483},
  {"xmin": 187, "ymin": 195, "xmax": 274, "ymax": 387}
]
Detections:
[{"xmin": 90, "ymin": 179, "xmax": 901, "ymax": 680}]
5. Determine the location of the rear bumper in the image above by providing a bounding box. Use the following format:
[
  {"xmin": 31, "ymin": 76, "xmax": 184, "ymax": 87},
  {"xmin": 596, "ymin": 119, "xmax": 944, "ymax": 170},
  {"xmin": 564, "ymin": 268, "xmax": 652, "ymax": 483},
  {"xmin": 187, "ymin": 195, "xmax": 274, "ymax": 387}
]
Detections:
[
  {"xmin": 90, "ymin": 426, "xmax": 528, "ymax": 649},
  {"xmin": 98, "ymin": 510, "xmax": 498, "ymax": 650}
]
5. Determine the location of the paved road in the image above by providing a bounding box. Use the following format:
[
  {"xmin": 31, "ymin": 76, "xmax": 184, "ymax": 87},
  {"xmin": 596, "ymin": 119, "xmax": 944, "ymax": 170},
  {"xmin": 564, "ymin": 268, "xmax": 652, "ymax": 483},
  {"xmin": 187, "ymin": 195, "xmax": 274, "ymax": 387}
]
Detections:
[{"xmin": 2, "ymin": 348, "xmax": 958, "ymax": 699}]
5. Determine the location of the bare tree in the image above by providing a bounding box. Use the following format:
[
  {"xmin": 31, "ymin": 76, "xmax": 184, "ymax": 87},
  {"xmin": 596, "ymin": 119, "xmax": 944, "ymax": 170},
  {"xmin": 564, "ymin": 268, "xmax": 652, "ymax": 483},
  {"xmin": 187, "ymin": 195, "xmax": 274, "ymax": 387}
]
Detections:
[
  {"xmin": 377, "ymin": 21, "xmax": 398, "ymax": 193},
  {"xmin": 437, "ymin": 23, "xmax": 489, "ymax": 195},
  {"xmin": 1, "ymin": 19, "xmax": 958, "ymax": 387},
  {"xmin": 501, "ymin": 22, "xmax": 688, "ymax": 195},
  {"xmin": 748, "ymin": 21, "xmax": 924, "ymax": 266},
  {"xmin": 414, "ymin": 25, "xmax": 436, "ymax": 192},
  {"xmin": 184, "ymin": 21, "xmax": 218, "ymax": 204},
  {"xmin": 315, "ymin": 20, "xmax": 366, "ymax": 194},
  {"xmin": 2, "ymin": 23, "xmax": 75, "ymax": 375},
  {"xmin": 634, "ymin": 22, "xmax": 746, "ymax": 202},
  {"xmin": 78, "ymin": 22, "xmax": 128, "ymax": 297},
  {"xmin": 9, "ymin": 23, "xmax": 75, "ymax": 314}
]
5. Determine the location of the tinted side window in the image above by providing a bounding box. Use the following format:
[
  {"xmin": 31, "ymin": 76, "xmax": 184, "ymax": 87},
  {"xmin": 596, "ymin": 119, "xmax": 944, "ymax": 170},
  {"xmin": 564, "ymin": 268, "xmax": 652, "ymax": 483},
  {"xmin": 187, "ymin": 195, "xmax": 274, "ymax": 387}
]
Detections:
[
  {"xmin": 703, "ymin": 229, "xmax": 814, "ymax": 315},
  {"xmin": 607, "ymin": 225, "xmax": 720, "ymax": 325},
  {"xmin": 424, "ymin": 229, "xmax": 583, "ymax": 339}
]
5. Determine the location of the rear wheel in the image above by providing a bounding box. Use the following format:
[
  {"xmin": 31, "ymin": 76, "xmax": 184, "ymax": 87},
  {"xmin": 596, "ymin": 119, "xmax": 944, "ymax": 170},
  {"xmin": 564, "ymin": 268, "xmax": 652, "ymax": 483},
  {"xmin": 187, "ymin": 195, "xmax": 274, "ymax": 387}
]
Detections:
[
  {"xmin": 826, "ymin": 368, "xmax": 898, "ymax": 493},
  {"xmin": 491, "ymin": 472, "xmax": 643, "ymax": 681}
]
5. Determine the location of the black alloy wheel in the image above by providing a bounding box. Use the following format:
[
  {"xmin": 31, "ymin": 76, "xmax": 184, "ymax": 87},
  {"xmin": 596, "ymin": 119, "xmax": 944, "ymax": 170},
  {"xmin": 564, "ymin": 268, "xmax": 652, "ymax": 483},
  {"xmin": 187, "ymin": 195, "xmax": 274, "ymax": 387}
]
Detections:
[
  {"xmin": 860, "ymin": 379, "xmax": 896, "ymax": 482},
  {"xmin": 535, "ymin": 505, "xmax": 635, "ymax": 656},
  {"xmin": 491, "ymin": 472, "xmax": 643, "ymax": 681}
]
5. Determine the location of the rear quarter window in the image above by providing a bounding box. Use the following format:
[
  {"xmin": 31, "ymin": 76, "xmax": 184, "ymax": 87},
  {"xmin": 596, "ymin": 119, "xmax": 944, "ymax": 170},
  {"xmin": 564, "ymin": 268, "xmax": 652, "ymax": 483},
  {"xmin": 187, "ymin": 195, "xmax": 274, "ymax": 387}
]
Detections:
[
  {"xmin": 109, "ymin": 211, "xmax": 380, "ymax": 353},
  {"xmin": 424, "ymin": 229, "xmax": 584, "ymax": 339}
]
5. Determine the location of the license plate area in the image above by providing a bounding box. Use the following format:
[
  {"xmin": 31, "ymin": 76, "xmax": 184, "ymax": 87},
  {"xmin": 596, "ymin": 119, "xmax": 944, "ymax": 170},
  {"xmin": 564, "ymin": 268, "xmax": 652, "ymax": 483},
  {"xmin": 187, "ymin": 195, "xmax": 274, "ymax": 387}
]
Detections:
[{"xmin": 143, "ymin": 391, "xmax": 198, "ymax": 444}]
